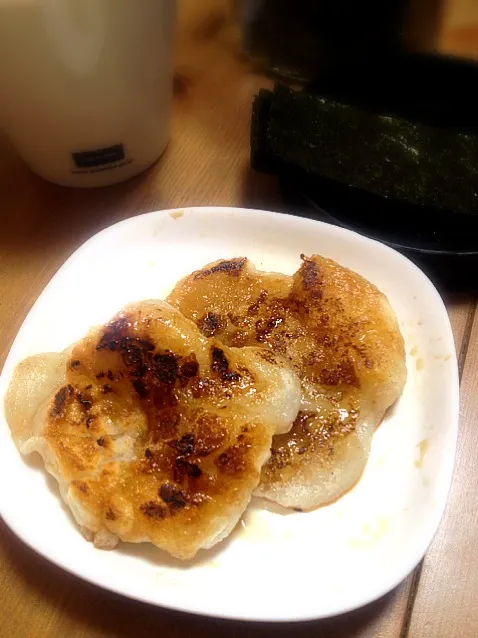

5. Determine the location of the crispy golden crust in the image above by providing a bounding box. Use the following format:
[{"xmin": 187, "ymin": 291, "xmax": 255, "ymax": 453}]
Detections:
[
  {"xmin": 5, "ymin": 301, "xmax": 301, "ymax": 558},
  {"xmin": 168, "ymin": 255, "xmax": 406, "ymax": 510}
]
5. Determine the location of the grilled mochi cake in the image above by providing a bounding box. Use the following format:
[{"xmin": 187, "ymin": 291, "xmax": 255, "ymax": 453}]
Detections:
[
  {"xmin": 5, "ymin": 300, "xmax": 301, "ymax": 560},
  {"xmin": 168, "ymin": 255, "xmax": 406, "ymax": 511}
]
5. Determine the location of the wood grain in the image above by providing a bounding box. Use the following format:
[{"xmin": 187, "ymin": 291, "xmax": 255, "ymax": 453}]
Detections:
[
  {"xmin": 439, "ymin": 0, "xmax": 478, "ymax": 56},
  {"xmin": 0, "ymin": 520, "xmax": 414, "ymax": 638},
  {"xmin": 0, "ymin": 1, "xmax": 477, "ymax": 637},
  {"xmin": 406, "ymin": 302, "xmax": 478, "ymax": 638}
]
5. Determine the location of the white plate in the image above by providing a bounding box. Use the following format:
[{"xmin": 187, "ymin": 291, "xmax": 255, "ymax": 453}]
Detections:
[{"xmin": 0, "ymin": 207, "xmax": 458, "ymax": 622}]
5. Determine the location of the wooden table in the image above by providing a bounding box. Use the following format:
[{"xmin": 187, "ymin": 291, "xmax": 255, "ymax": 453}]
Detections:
[{"xmin": 1, "ymin": 1, "xmax": 477, "ymax": 636}]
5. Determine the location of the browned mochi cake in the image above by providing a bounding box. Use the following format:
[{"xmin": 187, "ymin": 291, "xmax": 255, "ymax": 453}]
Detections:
[
  {"xmin": 5, "ymin": 300, "xmax": 301, "ymax": 559},
  {"xmin": 168, "ymin": 255, "xmax": 406, "ymax": 510}
]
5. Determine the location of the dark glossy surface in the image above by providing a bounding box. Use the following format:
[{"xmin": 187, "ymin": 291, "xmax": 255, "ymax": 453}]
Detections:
[{"xmin": 280, "ymin": 175, "xmax": 478, "ymax": 292}]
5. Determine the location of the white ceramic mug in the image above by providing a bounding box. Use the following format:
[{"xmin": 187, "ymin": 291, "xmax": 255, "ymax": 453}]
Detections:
[{"xmin": 0, "ymin": 0, "xmax": 176, "ymax": 187}]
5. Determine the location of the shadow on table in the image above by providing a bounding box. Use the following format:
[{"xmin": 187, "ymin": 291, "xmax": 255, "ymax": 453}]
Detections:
[
  {"xmin": 1, "ymin": 521, "xmax": 406, "ymax": 638},
  {"xmin": 0, "ymin": 136, "xmax": 167, "ymax": 253},
  {"xmin": 239, "ymin": 167, "xmax": 285, "ymax": 213}
]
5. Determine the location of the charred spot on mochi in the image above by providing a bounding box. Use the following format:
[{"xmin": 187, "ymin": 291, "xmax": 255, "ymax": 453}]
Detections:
[
  {"xmin": 170, "ymin": 433, "xmax": 196, "ymax": 455},
  {"xmin": 50, "ymin": 384, "xmax": 74, "ymax": 418},
  {"xmin": 180, "ymin": 354, "xmax": 199, "ymax": 379},
  {"xmin": 152, "ymin": 353, "xmax": 179, "ymax": 384},
  {"xmin": 140, "ymin": 501, "xmax": 167, "ymax": 519},
  {"xmin": 159, "ymin": 484, "xmax": 188, "ymax": 510},
  {"xmin": 193, "ymin": 258, "xmax": 246, "ymax": 280},
  {"xmin": 211, "ymin": 347, "xmax": 241, "ymax": 382},
  {"xmin": 132, "ymin": 379, "xmax": 148, "ymax": 398},
  {"xmin": 197, "ymin": 312, "xmax": 225, "ymax": 337},
  {"xmin": 96, "ymin": 317, "xmax": 131, "ymax": 351},
  {"xmin": 76, "ymin": 391, "xmax": 92, "ymax": 411},
  {"xmin": 105, "ymin": 508, "xmax": 117, "ymax": 521},
  {"xmin": 247, "ymin": 290, "xmax": 268, "ymax": 315},
  {"xmin": 174, "ymin": 457, "xmax": 202, "ymax": 481},
  {"xmin": 72, "ymin": 480, "xmax": 89, "ymax": 494}
]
